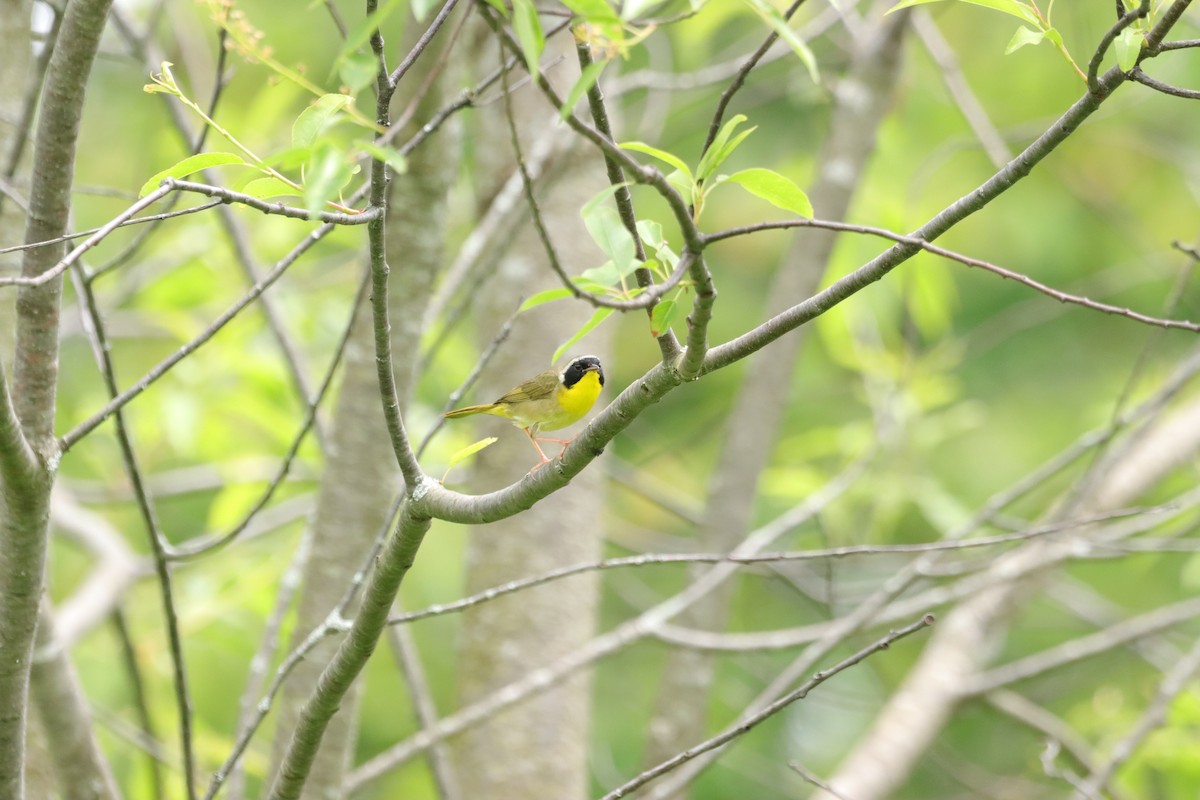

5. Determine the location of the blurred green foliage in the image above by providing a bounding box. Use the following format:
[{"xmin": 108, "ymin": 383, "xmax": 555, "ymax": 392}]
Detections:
[{"xmin": 42, "ymin": 0, "xmax": 1200, "ymax": 798}]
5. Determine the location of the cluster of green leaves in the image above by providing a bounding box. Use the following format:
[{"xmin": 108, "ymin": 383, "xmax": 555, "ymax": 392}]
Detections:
[
  {"xmin": 489, "ymin": 0, "xmax": 818, "ymax": 122},
  {"xmin": 889, "ymin": 0, "xmax": 1164, "ymax": 76},
  {"xmin": 521, "ymin": 114, "xmax": 812, "ymax": 363},
  {"xmin": 626, "ymin": 114, "xmax": 813, "ymax": 221},
  {"xmin": 518, "ymin": 195, "xmax": 685, "ymax": 365},
  {"xmin": 142, "ymin": 63, "xmax": 405, "ymax": 215}
]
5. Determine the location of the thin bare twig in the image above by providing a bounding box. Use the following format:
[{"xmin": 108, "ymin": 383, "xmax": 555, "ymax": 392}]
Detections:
[
  {"xmin": 72, "ymin": 260, "xmax": 198, "ymax": 799},
  {"xmin": 0, "ymin": 200, "xmax": 221, "ymax": 257},
  {"xmin": 788, "ymin": 761, "xmax": 855, "ymax": 800},
  {"xmin": 0, "ymin": 185, "xmax": 172, "ymax": 288},
  {"xmin": 162, "ymin": 178, "xmax": 381, "ymax": 224},
  {"xmin": 1087, "ymin": 0, "xmax": 1148, "ymax": 95},
  {"xmin": 1076, "ymin": 635, "xmax": 1200, "ymax": 797},
  {"xmin": 700, "ymin": 0, "xmax": 808, "ymax": 157},
  {"xmin": 705, "ymin": 218, "xmax": 1200, "ymax": 333},
  {"xmin": 165, "ymin": 272, "xmax": 369, "ymax": 560},
  {"xmin": 597, "ymin": 615, "xmax": 935, "ymax": 800},
  {"xmin": 226, "ymin": 527, "xmax": 313, "ymax": 800},
  {"xmin": 59, "ymin": 221, "xmax": 335, "ymax": 452},
  {"xmin": 1128, "ymin": 66, "xmax": 1200, "ymax": 99},
  {"xmin": 112, "ymin": 608, "xmax": 167, "ymax": 800},
  {"xmin": 388, "ymin": 504, "xmax": 1170, "ymax": 629},
  {"xmin": 388, "ymin": 0, "xmax": 463, "ymax": 86}
]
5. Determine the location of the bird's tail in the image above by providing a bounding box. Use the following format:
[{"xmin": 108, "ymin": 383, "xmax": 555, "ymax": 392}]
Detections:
[{"xmin": 443, "ymin": 403, "xmax": 500, "ymax": 419}]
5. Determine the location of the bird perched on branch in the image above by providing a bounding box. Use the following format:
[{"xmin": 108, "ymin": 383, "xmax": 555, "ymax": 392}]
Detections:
[{"xmin": 443, "ymin": 355, "xmax": 605, "ymax": 470}]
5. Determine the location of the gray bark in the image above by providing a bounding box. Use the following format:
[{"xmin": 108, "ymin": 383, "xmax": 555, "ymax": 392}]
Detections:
[
  {"xmin": 266, "ymin": 25, "xmax": 452, "ymax": 799},
  {"xmin": 449, "ymin": 26, "xmax": 607, "ymax": 800},
  {"xmin": 0, "ymin": 2, "xmax": 115, "ymax": 797},
  {"xmin": 815, "ymin": 393, "xmax": 1200, "ymax": 800},
  {"xmin": 29, "ymin": 602, "xmax": 121, "ymax": 799},
  {"xmin": 641, "ymin": 11, "xmax": 912, "ymax": 785}
]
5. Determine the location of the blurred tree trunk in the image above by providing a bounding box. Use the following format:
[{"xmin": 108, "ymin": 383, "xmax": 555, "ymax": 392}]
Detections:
[
  {"xmin": 814, "ymin": 390, "xmax": 1200, "ymax": 800},
  {"xmin": 449, "ymin": 27, "xmax": 608, "ymax": 800},
  {"xmin": 640, "ymin": 9, "xmax": 911, "ymax": 785},
  {"xmin": 28, "ymin": 602, "xmax": 120, "ymax": 799},
  {"xmin": 0, "ymin": 0, "xmax": 31, "ymax": 365},
  {"xmin": 266, "ymin": 22, "xmax": 454, "ymax": 799},
  {"xmin": 0, "ymin": 2, "xmax": 115, "ymax": 798}
]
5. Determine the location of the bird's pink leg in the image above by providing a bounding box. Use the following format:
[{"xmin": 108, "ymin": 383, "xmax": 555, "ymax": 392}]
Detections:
[{"xmin": 523, "ymin": 427, "xmax": 553, "ymax": 471}]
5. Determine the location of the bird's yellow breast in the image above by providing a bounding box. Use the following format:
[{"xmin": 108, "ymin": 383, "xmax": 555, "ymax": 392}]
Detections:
[{"xmin": 543, "ymin": 369, "xmax": 603, "ymax": 431}]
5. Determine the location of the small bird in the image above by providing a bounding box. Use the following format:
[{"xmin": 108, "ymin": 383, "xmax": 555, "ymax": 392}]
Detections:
[{"xmin": 443, "ymin": 355, "xmax": 605, "ymax": 469}]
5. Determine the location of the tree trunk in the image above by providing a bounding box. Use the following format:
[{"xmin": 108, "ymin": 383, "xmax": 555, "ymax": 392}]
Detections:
[
  {"xmin": 641, "ymin": 11, "xmax": 912, "ymax": 788},
  {"xmin": 267, "ymin": 39, "xmax": 453, "ymax": 799},
  {"xmin": 0, "ymin": 2, "xmax": 114, "ymax": 797},
  {"xmin": 450, "ymin": 25, "xmax": 608, "ymax": 800}
]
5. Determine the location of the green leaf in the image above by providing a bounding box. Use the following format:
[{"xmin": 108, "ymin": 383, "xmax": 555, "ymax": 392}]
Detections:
[
  {"xmin": 412, "ymin": 0, "xmax": 439, "ymax": 21},
  {"xmin": 571, "ymin": 280, "xmax": 609, "ymax": 296},
  {"xmin": 650, "ymin": 298, "xmax": 679, "ymax": 337},
  {"xmin": 905, "ymin": 260, "xmax": 956, "ymax": 339},
  {"xmin": 579, "ymin": 260, "xmax": 623, "ymax": 287},
  {"xmin": 304, "ymin": 142, "xmax": 355, "ymax": 215},
  {"xmin": 742, "ymin": 0, "xmax": 819, "ymax": 83},
  {"xmin": 665, "ymin": 169, "xmax": 694, "ymax": 202},
  {"xmin": 621, "ymin": 0, "xmax": 664, "ymax": 19},
  {"xmin": 620, "ymin": 141, "xmax": 695, "ymax": 186},
  {"xmin": 887, "ymin": 0, "xmax": 1041, "ymax": 27},
  {"xmin": 512, "ymin": 0, "xmax": 545, "ymax": 76},
  {"xmin": 335, "ymin": 0, "xmax": 406, "ymax": 66},
  {"xmin": 698, "ymin": 115, "xmax": 757, "ymax": 182},
  {"xmin": 637, "ymin": 219, "xmax": 665, "ymax": 250},
  {"xmin": 359, "ymin": 141, "xmax": 408, "ymax": 174},
  {"xmin": 696, "ymin": 114, "xmax": 745, "ymax": 179},
  {"xmin": 241, "ymin": 177, "xmax": 302, "ymax": 200},
  {"xmin": 1114, "ymin": 26, "xmax": 1145, "ymax": 71},
  {"xmin": 560, "ymin": 58, "xmax": 609, "ymax": 120},
  {"xmin": 1005, "ymin": 25, "xmax": 1046, "ymax": 54},
  {"xmin": 140, "ymin": 152, "xmax": 246, "ymax": 197},
  {"xmin": 724, "ymin": 168, "xmax": 813, "ymax": 217},
  {"xmin": 520, "ymin": 287, "xmax": 575, "ymax": 311},
  {"xmin": 582, "ymin": 182, "xmax": 630, "ymax": 219},
  {"xmin": 561, "ymin": 0, "xmax": 621, "ymax": 22},
  {"xmin": 338, "ymin": 50, "xmax": 378, "ymax": 93},
  {"xmin": 262, "ymin": 145, "xmax": 313, "ymax": 172},
  {"xmin": 448, "ymin": 437, "xmax": 498, "ymax": 469},
  {"xmin": 481, "ymin": 0, "xmax": 508, "ymax": 14},
  {"xmin": 583, "ymin": 205, "xmax": 636, "ymax": 278},
  {"xmin": 553, "ymin": 307, "xmax": 615, "ymax": 364},
  {"xmin": 639, "ymin": 258, "xmax": 665, "ymax": 281},
  {"xmin": 638, "ymin": 221, "xmax": 679, "ymax": 271},
  {"xmin": 293, "ymin": 94, "xmax": 352, "ymax": 149}
]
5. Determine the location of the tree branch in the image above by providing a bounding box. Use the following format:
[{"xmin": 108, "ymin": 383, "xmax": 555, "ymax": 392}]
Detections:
[
  {"xmin": 597, "ymin": 614, "xmax": 935, "ymax": 800},
  {"xmin": 58, "ymin": 222, "xmax": 334, "ymax": 452},
  {"xmin": 0, "ymin": 0, "xmax": 115, "ymax": 794},
  {"xmin": 266, "ymin": 506, "xmax": 432, "ymax": 799},
  {"xmin": 0, "ymin": 184, "xmax": 172, "ymax": 288},
  {"xmin": 707, "ymin": 217, "xmax": 1200, "ymax": 332},
  {"xmin": 703, "ymin": 62, "xmax": 1135, "ymax": 374},
  {"xmin": 1076, "ymin": 634, "xmax": 1200, "ymax": 796},
  {"xmin": 1087, "ymin": 0, "xmax": 1148, "ymax": 95}
]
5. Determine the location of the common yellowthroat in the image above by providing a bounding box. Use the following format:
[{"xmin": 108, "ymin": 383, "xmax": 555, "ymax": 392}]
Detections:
[{"xmin": 444, "ymin": 355, "xmax": 605, "ymax": 469}]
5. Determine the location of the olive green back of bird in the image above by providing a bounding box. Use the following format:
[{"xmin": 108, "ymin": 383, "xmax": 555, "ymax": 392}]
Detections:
[{"xmin": 443, "ymin": 356, "xmax": 604, "ymax": 434}]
